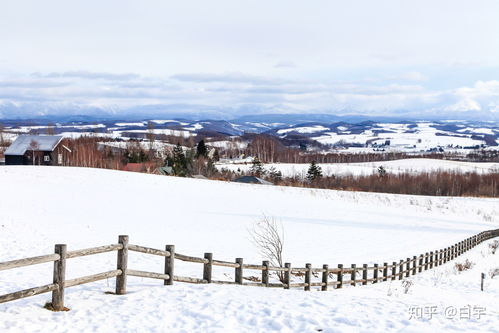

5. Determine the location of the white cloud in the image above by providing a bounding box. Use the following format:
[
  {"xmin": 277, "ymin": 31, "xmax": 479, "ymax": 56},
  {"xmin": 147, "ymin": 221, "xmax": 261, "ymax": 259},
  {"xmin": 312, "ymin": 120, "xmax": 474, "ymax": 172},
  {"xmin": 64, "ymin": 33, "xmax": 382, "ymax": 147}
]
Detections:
[
  {"xmin": 274, "ymin": 60, "xmax": 297, "ymax": 68},
  {"xmin": 0, "ymin": 72, "xmax": 498, "ymax": 120},
  {"xmin": 444, "ymin": 98, "xmax": 481, "ymax": 112},
  {"xmin": 443, "ymin": 80, "xmax": 499, "ymax": 113},
  {"xmin": 389, "ymin": 71, "xmax": 428, "ymax": 82}
]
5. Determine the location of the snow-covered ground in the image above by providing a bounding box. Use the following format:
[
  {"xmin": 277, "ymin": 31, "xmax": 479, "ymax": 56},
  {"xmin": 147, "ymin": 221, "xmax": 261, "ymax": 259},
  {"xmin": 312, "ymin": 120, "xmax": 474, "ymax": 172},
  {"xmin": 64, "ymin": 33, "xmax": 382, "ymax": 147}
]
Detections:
[
  {"xmin": 0, "ymin": 167, "xmax": 498, "ymax": 332},
  {"xmin": 216, "ymin": 158, "xmax": 499, "ymax": 178}
]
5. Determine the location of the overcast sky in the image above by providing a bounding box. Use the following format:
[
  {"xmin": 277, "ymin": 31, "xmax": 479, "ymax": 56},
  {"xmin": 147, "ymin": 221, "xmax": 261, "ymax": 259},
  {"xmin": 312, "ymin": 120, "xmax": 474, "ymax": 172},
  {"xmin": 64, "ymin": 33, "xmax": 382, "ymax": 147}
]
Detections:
[{"xmin": 1, "ymin": 0, "xmax": 499, "ymax": 119}]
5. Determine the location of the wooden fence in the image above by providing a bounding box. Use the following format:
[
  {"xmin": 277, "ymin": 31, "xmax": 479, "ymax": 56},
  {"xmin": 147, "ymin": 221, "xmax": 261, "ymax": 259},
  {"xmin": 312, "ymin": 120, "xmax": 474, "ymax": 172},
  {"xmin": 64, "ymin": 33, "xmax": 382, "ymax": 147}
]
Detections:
[{"xmin": 1, "ymin": 229, "xmax": 498, "ymax": 311}]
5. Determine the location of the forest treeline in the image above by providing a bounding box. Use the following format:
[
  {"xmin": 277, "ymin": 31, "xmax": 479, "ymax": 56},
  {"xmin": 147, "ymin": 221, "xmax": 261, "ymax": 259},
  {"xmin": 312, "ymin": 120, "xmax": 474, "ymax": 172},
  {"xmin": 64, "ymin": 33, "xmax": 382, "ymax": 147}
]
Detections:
[{"xmin": 1, "ymin": 133, "xmax": 498, "ymax": 197}]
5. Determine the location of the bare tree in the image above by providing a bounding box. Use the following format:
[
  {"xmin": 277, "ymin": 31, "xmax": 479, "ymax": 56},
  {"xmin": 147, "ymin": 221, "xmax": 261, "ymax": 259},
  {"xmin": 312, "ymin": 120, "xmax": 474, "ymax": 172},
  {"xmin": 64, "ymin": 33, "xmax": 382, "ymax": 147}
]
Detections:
[
  {"xmin": 28, "ymin": 140, "xmax": 40, "ymax": 165},
  {"xmin": 146, "ymin": 121, "xmax": 156, "ymax": 151},
  {"xmin": 249, "ymin": 215, "xmax": 285, "ymax": 282},
  {"xmin": 46, "ymin": 123, "xmax": 56, "ymax": 135},
  {"xmin": 0, "ymin": 122, "xmax": 4, "ymax": 146}
]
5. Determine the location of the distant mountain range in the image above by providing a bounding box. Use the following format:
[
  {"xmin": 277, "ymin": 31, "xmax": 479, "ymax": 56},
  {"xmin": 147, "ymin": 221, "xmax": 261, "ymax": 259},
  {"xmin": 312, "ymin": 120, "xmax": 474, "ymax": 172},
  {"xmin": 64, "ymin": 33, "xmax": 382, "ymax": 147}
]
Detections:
[{"xmin": 2, "ymin": 116, "xmax": 498, "ymax": 151}]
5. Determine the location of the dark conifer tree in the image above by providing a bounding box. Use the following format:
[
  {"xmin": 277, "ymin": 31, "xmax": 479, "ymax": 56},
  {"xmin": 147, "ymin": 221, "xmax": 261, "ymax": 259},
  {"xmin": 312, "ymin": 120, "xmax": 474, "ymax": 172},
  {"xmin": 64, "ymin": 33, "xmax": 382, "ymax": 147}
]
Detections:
[
  {"xmin": 196, "ymin": 140, "xmax": 208, "ymax": 158},
  {"xmin": 306, "ymin": 161, "xmax": 322, "ymax": 181}
]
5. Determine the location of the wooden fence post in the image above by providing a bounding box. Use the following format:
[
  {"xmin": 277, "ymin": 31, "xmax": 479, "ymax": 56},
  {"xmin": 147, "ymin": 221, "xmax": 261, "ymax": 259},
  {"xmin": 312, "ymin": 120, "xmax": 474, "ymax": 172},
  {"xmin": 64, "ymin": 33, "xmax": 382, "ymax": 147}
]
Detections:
[
  {"xmin": 351, "ymin": 264, "xmax": 356, "ymax": 286},
  {"xmin": 383, "ymin": 262, "xmax": 388, "ymax": 282},
  {"xmin": 406, "ymin": 258, "xmax": 410, "ymax": 277},
  {"xmin": 429, "ymin": 252, "xmax": 434, "ymax": 269},
  {"xmin": 235, "ymin": 258, "xmax": 243, "ymax": 285},
  {"xmin": 52, "ymin": 244, "xmax": 67, "ymax": 311},
  {"xmin": 418, "ymin": 255, "xmax": 423, "ymax": 273},
  {"xmin": 203, "ymin": 253, "xmax": 213, "ymax": 283},
  {"xmin": 305, "ymin": 263, "xmax": 312, "ymax": 291},
  {"xmin": 391, "ymin": 261, "xmax": 397, "ymax": 280},
  {"xmin": 412, "ymin": 256, "xmax": 417, "ymax": 275},
  {"xmin": 262, "ymin": 261, "xmax": 269, "ymax": 287},
  {"xmin": 337, "ymin": 264, "xmax": 343, "ymax": 288},
  {"xmin": 373, "ymin": 264, "xmax": 379, "ymax": 284},
  {"xmin": 116, "ymin": 235, "xmax": 128, "ymax": 295},
  {"xmin": 362, "ymin": 264, "xmax": 368, "ymax": 286},
  {"xmin": 424, "ymin": 253, "xmax": 429, "ymax": 270},
  {"xmin": 398, "ymin": 260, "xmax": 404, "ymax": 280},
  {"xmin": 284, "ymin": 263, "xmax": 291, "ymax": 289},
  {"xmin": 164, "ymin": 245, "xmax": 175, "ymax": 285},
  {"xmin": 321, "ymin": 264, "xmax": 328, "ymax": 291}
]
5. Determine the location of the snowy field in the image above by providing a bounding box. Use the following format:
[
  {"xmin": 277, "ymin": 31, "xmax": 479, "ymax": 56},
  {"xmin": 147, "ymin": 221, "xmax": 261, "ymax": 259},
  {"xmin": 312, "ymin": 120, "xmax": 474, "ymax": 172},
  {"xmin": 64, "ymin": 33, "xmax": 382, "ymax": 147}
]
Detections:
[
  {"xmin": 216, "ymin": 158, "xmax": 499, "ymax": 178},
  {"xmin": 0, "ymin": 166, "xmax": 498, "ymax": 332},
  {"xmin": 310, "ymin": 122, "xmax": 498, "ymax": 148}
]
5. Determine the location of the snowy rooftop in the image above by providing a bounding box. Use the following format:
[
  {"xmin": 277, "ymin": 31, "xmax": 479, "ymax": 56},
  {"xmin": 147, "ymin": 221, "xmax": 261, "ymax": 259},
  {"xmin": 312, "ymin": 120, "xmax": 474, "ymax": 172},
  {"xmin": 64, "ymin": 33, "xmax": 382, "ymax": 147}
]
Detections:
[{"xmin": 4, "ymin": 135, "xmax": 63, "ymax": 156}]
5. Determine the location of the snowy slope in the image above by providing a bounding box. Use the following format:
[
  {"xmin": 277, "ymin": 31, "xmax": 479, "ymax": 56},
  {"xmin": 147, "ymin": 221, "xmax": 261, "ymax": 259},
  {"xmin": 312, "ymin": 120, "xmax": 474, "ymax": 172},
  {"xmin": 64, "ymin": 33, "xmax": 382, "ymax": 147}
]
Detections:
[
  {"xmin": 0, "ymin": 167, "xmax": 498, "ymax": 332},
  {"xmin": 216, "ymin": 158, "xmax": 499, "ymax": 178}
]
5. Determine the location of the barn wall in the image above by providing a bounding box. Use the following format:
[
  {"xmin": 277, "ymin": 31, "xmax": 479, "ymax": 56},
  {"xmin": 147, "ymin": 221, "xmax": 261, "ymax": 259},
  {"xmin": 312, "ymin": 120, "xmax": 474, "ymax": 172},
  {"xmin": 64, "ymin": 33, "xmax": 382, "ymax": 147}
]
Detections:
[{"xmin": 5, "ymin": 155, "xmax": 24, "ymax": 165}]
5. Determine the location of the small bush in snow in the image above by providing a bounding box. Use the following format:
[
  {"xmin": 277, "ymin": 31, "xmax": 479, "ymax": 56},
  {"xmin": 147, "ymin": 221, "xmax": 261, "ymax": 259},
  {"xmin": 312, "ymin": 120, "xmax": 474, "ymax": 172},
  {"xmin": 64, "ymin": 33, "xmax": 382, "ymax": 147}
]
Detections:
[
  {"xmin": 243, "ymin": 276, "xmax": 261, "ymax": 282},
  {"xmin": 401, "ymin": 280, "xmax": 413, "ymax": 294},
  {"xmin": 490, "ymin": 269, "xmax": 499, "ymax": 279},
  {"xmin": 454, "ymin": 259, "xmax": 474, "ymax": 272},
  {"xmin": 387, "ymin": 285, "xmax": 394, "ymax": 297},
  {"xmin": 489, "ymin": 240, "xmax": 499, "ymax": 255}
]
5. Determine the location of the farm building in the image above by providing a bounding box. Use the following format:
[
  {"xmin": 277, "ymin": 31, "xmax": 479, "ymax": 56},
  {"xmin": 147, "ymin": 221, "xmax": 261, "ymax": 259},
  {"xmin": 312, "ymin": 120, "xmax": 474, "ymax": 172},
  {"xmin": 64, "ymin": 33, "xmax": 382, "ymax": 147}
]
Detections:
[
  {"xmin": 4, "ymin": 135, "xmax": 69, "ymax": 166},
  {"xmin": 233, "ymin": 176, "xmax": 273, "ymax": 185}
]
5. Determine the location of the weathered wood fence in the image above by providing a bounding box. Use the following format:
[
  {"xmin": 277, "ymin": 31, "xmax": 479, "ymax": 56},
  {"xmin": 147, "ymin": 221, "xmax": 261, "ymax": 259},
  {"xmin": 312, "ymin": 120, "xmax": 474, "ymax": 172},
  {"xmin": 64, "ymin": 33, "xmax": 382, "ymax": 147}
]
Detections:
[{"xmin": 1, "ymin": 229, "xmax": 498, "ymax": 310}]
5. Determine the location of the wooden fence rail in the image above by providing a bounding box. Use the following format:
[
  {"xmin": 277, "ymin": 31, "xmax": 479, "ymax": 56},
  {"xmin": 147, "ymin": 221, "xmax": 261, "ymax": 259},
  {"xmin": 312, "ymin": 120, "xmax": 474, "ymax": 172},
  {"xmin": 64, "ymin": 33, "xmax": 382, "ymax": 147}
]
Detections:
[{"xmin": 0, "ymin": 228, "xmax": 498, "ymax": 310}]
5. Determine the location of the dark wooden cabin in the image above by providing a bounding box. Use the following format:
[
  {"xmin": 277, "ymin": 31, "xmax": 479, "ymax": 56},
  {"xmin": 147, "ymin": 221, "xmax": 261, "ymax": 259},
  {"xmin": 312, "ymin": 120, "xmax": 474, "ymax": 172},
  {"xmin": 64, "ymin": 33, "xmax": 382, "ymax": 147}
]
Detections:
[{"xmin": 4, "ymin": 135, "xmax": 68, "ymax": 166}]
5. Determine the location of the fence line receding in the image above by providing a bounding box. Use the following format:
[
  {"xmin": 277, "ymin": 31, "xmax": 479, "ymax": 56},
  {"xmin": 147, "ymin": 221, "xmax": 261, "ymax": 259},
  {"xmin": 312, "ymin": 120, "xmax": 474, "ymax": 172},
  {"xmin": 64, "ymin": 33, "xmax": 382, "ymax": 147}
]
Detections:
[{"xmin": 0, "ymin": 228, "xmax": 498, "ymax": 310}]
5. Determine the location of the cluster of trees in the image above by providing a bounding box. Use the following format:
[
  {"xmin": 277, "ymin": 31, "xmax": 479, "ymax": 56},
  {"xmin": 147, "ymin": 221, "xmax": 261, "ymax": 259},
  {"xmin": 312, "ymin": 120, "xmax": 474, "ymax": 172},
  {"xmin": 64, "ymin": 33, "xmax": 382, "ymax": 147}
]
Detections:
[
  {"xmin": 164, "ymin": 140, "xmax": 218, "ymax": 177},
  {"xmin": 248, "ymin": 157, "xmax": 283, "ymax": 183},
  {"xmin": 218, "ymin": 134, "xmax": 499, "ymax": 163},
  {"xmin": 220, "ymin": 157, "xmax": 499, "ymax": 197},
  {"xmin": 283, "ymin": 171, "xmax": 499, "ymax": 197}
]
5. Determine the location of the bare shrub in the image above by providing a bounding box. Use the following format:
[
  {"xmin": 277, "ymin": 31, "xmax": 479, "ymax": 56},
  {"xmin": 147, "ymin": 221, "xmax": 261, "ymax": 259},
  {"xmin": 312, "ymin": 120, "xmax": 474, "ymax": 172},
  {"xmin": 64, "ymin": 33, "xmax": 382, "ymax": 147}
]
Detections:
[
  {"xmin": 243, "ymin": 276, "xmax": 261, "ymax": 282},
  {"xmin": 454, "ymin": 259, "xmax": 475, "ymax": 272},
  {"xmin": 387, "ymin": 284, "xmax": 394, "ymax": 297},
  {"xmin": 489, "ymin": 240, "xmax": 499, "ymax": 255},
  {"xmin": 249, "ymin": 215, "xmax": 285, "ymax": 282},
  {"xmin": 292, "ymin": 271, "xmax": 304, "ymax": 278},
  {"xmin": 490, "ymin": 269, "xmax": 499, "ymax": 279},
  {"xmin": 401, "ymin": 280, "xmax": 413, "ymax": 294}
]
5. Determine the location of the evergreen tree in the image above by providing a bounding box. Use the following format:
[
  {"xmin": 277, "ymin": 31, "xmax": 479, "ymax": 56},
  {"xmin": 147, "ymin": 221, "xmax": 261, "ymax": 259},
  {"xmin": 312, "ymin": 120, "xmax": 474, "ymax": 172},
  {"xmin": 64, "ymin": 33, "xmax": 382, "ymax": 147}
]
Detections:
[
  {"xmin": 268, "ymin": 166, "xmax": 282, "ymax": 183},
  {"xmin": 212, "ymin": 149, "xmax": 220, "ymax": 161},
  {"xmin": 377, "ymin": 165, "xmax": 387, "ymax": 178},
  {"xmin": 166, "ymin": 143, "xmax": 189, "ymax": 177},
  {"xmin": 196, "ymin": 140, "xmax": 208, "ymax": 158},
  {"xmin": 306, "ymin": 161, "xmax": 322, "ymax": 181},
  {"xmin": 250, "ymin": 157, "xmax": 265, "ymax": 177}
]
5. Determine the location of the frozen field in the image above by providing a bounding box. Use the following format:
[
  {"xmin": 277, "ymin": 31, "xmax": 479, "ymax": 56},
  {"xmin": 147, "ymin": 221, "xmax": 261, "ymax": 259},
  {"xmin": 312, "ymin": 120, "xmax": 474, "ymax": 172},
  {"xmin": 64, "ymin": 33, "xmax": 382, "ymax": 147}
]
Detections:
[
  {"xmin": 0, "ymin": 166, "xmax": 498, "ymax": 332},
  {"xmin": 216, "ymin": 158, "xmax": 499, "ymax": 178}
]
